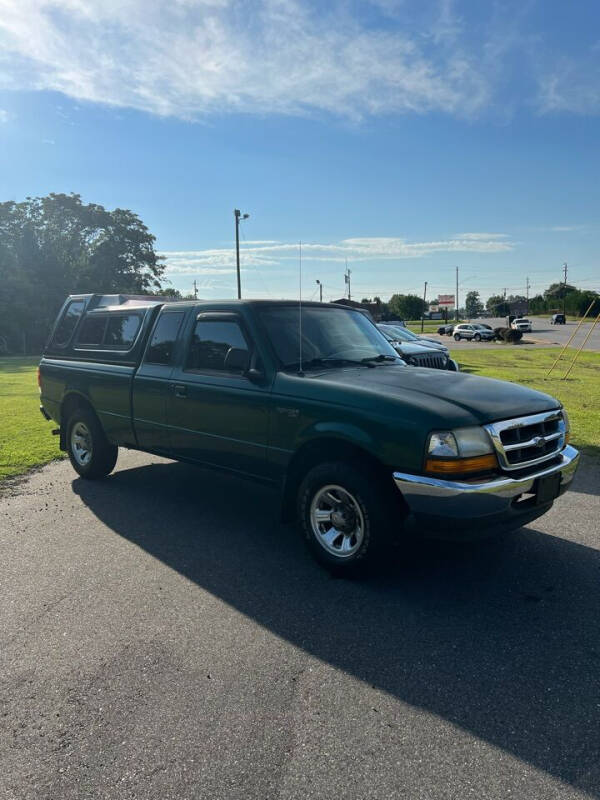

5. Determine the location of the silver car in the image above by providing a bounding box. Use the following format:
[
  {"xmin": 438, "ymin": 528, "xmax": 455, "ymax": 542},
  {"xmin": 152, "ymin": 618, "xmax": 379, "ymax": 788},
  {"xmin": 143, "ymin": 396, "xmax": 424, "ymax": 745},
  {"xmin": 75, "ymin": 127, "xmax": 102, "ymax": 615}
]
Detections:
[{"xmin": 453, "ymin": 323, "xmax": 495, "ymax": 342}]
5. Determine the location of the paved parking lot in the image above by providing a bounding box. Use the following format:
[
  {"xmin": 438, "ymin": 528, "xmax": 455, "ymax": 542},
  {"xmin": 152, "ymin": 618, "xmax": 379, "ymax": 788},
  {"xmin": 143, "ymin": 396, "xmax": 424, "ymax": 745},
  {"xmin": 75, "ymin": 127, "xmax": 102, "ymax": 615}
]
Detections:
[
  {"xmin": 1, "ymin": 451, "xmax": 599, "ymax": 799},
  {"xmin": 429, "ymin": 317, "xmax": 600, "ymax": 351}
]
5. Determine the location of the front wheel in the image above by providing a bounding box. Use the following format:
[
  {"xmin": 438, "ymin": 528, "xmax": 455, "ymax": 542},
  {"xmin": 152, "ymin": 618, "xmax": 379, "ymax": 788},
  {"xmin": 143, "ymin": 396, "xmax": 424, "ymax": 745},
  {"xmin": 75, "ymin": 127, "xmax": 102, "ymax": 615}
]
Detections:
[
  {"xmin": 473, "ymin": 333, "xmax": 481, "ymax": 341},
  {"xmin": 67, "ymin": 407, "xmax": 118, "ymax": 479},
  {"xmin": 297, "ymin": 462, "xmax": 396, "ymax": 574}
]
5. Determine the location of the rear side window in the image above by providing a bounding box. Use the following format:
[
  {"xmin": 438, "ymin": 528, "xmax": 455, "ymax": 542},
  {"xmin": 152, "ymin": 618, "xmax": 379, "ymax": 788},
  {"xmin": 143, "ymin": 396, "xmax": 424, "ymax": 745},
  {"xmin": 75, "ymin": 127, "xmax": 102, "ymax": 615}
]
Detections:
[
  {"xmin": 145, "ymin": 313, "xmax": 184, "ymax": 365},
  {"xmin": 51, "ymin": 300, "xmax": 85, "ymax": 347},
  {"xmin": 186, "ymin": 319, "xmax": 248, "ymax": 373},
  {"xmin": 105, "ymin": 315, "xmax": 142, "ymax": 348},
  {"xmin": 77, "ymin": 315, "xmax": 107, "ymax": 345}
]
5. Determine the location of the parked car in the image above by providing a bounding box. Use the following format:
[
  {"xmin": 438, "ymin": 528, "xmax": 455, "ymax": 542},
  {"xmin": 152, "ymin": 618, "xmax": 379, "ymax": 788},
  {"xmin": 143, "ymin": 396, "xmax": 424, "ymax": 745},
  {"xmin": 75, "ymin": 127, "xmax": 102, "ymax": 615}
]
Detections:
[
  {"xmin": 511, "ymin": 318, "xmax": 532, "ymax": 333},
  {"xmin": 551, "ymin": 313, "xmax": 566, "ymax": 325},
  {"xmin": 453, "ymin": 324, "xmax": 495, "ymax": 342},
  {"xmin": 437, "ymin": 323, "xmax": 455, "ymax": 336},
  {"xmin": 378, "ymin": 326, "xmax": 459, "ymax": 371},
  {"xmin": 39, "ymin": 295, "xmax": 579, "ymax": 574},
  {"xmin": 379, "ymin": 323, "xmax": 452, "ymax": 353}
]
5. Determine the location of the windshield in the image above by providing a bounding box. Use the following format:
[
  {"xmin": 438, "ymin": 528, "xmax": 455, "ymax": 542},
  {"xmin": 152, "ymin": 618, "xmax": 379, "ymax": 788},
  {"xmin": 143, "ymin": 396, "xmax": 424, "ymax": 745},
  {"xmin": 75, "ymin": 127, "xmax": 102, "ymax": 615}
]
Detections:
[
  {"xmin": 258, "ymin": 306, "xmax": 400, "ymax": 367},
  {"xmin": 379, "ymin": 324, "xmax": 419, "ymax": 342}
]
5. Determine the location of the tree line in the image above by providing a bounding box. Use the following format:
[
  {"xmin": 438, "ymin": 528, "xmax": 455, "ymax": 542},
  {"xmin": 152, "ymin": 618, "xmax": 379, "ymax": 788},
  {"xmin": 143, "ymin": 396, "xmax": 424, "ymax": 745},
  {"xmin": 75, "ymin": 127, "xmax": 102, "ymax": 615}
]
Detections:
[
  {"xmin": 2, "ymin": 193, "xmax": 598, "ymax": 353},
  {"xmin": 0, "ymin": 194, "xmax": 165, "ymax": 353}
]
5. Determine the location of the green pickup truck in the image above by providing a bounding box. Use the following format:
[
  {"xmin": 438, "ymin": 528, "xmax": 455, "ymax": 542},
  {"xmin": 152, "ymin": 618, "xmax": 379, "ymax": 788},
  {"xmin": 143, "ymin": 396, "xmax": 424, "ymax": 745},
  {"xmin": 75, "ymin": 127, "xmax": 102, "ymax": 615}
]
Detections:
[{"xmin": 39, "ymin": 294, "xmax": 579, "ymax": 572}]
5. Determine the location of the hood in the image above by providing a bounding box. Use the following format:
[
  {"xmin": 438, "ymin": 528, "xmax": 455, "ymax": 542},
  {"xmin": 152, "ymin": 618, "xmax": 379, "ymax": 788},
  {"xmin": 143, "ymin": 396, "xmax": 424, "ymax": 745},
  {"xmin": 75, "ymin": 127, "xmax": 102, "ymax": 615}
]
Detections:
[
  {"xmin": 274, "ymin": 365, "xmax": 559, "ymax": 428},
  {"xmin": 391, "ymin": 341, "xmax": 445, "ymax": 356}
]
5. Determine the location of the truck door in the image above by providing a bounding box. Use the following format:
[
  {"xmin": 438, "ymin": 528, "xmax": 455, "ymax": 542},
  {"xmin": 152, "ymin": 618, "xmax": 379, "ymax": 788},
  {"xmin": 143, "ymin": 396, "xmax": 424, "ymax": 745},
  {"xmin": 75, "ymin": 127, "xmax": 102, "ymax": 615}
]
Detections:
[
  {"xmin": 133, "ymin": 309, "xmax": 186, "ymax": 453},
  {"xmin": 166, "ymin": 311, "xmax": 271, "ymax": 478}
]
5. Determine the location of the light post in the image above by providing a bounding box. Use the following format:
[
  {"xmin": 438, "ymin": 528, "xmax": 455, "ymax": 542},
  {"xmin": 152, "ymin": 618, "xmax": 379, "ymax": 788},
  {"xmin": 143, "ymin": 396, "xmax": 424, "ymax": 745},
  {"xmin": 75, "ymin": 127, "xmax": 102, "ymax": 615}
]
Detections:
[
  {"xmin": 316, "ymin": 279, "xmax": 323, "ymax": 302},
  {"xmin": 234, "ymin": 209, "xmax": 249, "ymax": 299}
]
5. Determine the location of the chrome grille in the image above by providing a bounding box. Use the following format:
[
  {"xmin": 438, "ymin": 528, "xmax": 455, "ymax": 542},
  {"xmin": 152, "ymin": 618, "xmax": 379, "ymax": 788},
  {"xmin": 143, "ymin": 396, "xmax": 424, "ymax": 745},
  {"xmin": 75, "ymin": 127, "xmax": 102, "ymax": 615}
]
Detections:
[
  {"xmin": 409, "ymin": 352, "xmax": 447, "ymax": 370},
  {"xmin": 484, "ymin": 410, "xmax": 567, "ymax": 471}
]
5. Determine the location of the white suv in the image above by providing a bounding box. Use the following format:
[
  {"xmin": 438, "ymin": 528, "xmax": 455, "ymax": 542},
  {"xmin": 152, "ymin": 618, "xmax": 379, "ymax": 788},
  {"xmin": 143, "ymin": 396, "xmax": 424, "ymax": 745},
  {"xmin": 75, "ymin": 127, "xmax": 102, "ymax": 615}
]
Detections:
[
  {"xmin": 511, "ymin": 318, "xmax": 532, "ymax": 332},
  {"xmin": 453, "ymin": 324, "xmax": 495, "ymax": 342}
]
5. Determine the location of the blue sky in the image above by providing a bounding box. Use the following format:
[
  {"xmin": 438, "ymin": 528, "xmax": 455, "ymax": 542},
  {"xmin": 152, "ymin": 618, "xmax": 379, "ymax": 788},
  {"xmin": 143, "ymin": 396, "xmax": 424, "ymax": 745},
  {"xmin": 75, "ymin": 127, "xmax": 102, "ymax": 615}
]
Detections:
[{"xmin": 1, "ymin": 0, "xmax": 599, "ymax": 304}]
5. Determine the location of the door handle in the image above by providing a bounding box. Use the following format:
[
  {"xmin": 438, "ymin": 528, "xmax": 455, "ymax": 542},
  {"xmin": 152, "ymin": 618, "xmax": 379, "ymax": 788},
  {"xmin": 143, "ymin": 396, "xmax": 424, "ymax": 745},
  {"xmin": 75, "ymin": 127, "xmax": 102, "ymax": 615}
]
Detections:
[{"xmin": 173, "ymin": 383, "xmax": 187, "ymax": 398}]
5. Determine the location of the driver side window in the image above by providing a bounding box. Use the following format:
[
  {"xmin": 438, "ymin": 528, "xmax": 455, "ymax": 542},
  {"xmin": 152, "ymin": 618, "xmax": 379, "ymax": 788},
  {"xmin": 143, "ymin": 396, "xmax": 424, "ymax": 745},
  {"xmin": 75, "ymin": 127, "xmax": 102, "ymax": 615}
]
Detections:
[{"xmin": 185, "ymin": 319, "xmax": 249, "ymax": 373}]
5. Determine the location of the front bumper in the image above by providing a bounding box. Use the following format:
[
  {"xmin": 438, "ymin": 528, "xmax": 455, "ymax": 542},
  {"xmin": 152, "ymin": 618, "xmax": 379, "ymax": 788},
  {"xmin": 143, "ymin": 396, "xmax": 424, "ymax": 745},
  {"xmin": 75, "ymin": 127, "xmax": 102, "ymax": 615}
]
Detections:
[{"xmin": 393, "ymin": 445, "xmax": 580, "ymax": 540}]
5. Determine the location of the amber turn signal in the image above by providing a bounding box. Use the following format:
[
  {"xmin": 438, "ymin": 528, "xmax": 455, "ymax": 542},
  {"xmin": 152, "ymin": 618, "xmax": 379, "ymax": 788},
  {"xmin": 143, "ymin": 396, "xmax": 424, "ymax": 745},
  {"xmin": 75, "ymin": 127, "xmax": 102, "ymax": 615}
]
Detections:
[{"xmin": 424, "ymin": 453, "xmax": 498, "ymax": 476}]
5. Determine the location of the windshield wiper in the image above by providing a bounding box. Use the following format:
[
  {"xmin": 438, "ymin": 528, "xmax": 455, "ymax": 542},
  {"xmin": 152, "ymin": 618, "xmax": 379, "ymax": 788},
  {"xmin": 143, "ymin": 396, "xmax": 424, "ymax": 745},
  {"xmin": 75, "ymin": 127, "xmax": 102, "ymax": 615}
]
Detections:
[
  {"xmin": 282, "ymin": 357, "xmax": 376, "ymax": 371},
  {"xmin": 360, "ymin": 354, "xmax": 399, "ymax": 363}
]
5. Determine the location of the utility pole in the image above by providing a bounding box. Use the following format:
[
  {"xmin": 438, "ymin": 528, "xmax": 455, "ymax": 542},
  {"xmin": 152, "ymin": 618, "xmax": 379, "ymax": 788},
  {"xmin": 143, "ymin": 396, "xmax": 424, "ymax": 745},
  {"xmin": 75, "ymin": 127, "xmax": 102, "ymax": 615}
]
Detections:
[
  {"xmin": 193, "ymin": 279, "xmax": 198, "ymax": 300},
  {"xmin": 526, "ymin": 276, "xmax": 530, "ymax": 314},
  {"xmin": 503, "ymin": 287, "xmax": 507, "ymax": 319},
  {"xmin": 345, "ymin": 261, "xmax": 352, "ymax": 301},
  {"xmin": 455, "ymin": 266, "xmax": 459, "ymax": 321},
  {"xmin": 562, "ymin": 262, "xmax": 568, "ymax": 315},
  {"xmin": 234, "ymin": 208, "xmax": 249, "ymax": 299},
  {"xmin": 315, "ymin": 279, "xmax": 323, "ymax": 302},
  {"xmin": 421, "ymin": 281, "xmax": 428, "ymax": 333}
]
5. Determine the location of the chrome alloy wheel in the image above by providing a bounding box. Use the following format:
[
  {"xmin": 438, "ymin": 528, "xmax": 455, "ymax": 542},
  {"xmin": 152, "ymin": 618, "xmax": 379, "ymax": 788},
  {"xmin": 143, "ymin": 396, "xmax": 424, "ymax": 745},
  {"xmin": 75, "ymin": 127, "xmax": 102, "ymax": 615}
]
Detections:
[
  {"xmin": 71, "ymin": 421, "xmax": 93, "ymax": 466},
  {"xmin": 309, "ymin": 484, "xmax": 365, "ymax": 558}
]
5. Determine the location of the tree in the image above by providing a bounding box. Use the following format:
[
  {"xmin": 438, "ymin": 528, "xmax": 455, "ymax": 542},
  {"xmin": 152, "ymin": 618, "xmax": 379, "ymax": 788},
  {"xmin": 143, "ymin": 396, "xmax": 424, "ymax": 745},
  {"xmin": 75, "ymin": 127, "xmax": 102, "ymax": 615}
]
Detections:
[
  {"xmin": 486, "ymin": 294, "xmax": 509, "ymax": 316},
  {"xmin": 0, "ymin": 193, "xmax": 164, "ymax": 352},
  {"xmin": 360, "ymin": 297, "xmax": 372, "ymax": 304},
  {"xmin": 388, "ymin": 293, "xmax": 425, "ymax": 320},
  {"xmin": 544, "ymin": 282, "xmax": 577, "ymax": 300},
  {"xmin": 465, "ymin": 290, "xmax": 484, "ymax": 318},
  {"xmin": 154, "ymin": 287, "xmax": 182, "ymax": 299}
]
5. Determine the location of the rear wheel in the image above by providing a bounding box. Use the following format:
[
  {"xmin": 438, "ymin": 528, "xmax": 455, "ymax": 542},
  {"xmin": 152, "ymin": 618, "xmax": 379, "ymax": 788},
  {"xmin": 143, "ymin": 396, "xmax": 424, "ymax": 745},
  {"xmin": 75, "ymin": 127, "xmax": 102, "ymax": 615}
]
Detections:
[
  {"xmin": 297, "ymin": 461, "xmax": 397, "ymax": 574},
  {"xmin": 66, "ymin": 407, "xmax": 118, "ymax": 479},
  {"xmin": 454, "ymin": 333, "xmax": 461, "ymax": 341}
]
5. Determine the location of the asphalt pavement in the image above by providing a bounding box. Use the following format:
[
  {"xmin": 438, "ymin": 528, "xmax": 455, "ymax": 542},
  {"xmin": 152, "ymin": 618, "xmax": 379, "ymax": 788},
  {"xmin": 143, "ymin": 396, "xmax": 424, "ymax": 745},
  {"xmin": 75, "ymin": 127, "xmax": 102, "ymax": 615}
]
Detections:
[
  {"xmin": 431, "ymin": 318, "xmax": 600, "ymax": 351},
  {"xmin": 1, "ymin": 451, "xmax": 599, "ymax": 799}
]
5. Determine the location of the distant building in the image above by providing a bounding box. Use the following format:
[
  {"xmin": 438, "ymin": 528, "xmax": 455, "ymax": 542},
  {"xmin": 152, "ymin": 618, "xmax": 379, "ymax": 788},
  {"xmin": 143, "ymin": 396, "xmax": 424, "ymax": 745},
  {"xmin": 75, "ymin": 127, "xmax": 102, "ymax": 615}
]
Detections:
[
  {"xmin": 332, "ymin": 298, "xmax": 382, "ymax": 320},
  {"xmin": 508, "ymin": 300, "xmax": 528, "ymax": 317}
]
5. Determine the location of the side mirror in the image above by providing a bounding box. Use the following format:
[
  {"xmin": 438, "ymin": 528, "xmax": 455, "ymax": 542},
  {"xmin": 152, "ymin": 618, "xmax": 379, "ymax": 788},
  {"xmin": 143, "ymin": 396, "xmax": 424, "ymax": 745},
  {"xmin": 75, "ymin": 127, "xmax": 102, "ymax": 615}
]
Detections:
[
  {"xmin": 224, "ymin": 347, "xmax": 250, "ymax": 372},
  {"xmin": 246, "ymin": 367, "xmax": 265, "ymax": 384}
]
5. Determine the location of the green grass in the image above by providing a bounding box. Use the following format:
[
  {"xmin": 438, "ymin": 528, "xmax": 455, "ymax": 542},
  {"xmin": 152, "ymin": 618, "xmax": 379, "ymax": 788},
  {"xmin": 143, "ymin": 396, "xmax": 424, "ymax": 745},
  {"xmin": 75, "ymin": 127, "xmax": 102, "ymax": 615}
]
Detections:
[
  {"xmin": 404, "ymin": 320, "xmax": 459, "ymax": 334},
  {"xmin": 0, "ymin": 349, "xmax": 598, "ymax": 480},
  {"xmin": 452, "ymin": 347, "xmax": 600, "ymax": 458},
  {"xmin": 0, "ymin": 357, "xmax": 64, "ymax": 480}
]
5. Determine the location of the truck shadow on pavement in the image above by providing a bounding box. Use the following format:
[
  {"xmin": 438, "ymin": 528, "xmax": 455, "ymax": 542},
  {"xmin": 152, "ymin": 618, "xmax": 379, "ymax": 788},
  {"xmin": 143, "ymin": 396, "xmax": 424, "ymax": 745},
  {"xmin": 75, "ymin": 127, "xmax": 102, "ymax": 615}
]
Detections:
[{"xmin": 73, "ymin": 460, "xmax": 600, "ymax": 796}]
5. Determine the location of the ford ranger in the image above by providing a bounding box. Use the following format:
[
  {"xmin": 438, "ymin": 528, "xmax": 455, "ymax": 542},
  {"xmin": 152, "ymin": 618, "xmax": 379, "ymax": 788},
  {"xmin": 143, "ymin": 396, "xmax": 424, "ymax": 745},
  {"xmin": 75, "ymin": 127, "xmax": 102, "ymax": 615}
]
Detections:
[{"xmin": 39, "ymin": 295, "xmax": 580, "ymax": 573}]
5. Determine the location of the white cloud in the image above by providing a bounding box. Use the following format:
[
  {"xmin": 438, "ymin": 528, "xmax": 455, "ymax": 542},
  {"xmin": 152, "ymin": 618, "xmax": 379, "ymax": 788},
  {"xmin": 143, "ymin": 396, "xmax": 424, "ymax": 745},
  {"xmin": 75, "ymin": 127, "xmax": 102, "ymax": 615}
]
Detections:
[
  {"xmin": 161, "ymin": 232, "xmax": 513, "ymax": 274},
  {"xmin": 0, "ymin": 109, "xmax": 10, "ymax": 123},
  {"xmin": 454, "ymin": 232, "xmax": 509, "ymax": 240},
  {"xmin": 537, "ymin": 49, "xmax": 600, "ymax": 115},
  {"xmin": 0, "ymin": 0, "xmax": 489, "ymax": 119}
]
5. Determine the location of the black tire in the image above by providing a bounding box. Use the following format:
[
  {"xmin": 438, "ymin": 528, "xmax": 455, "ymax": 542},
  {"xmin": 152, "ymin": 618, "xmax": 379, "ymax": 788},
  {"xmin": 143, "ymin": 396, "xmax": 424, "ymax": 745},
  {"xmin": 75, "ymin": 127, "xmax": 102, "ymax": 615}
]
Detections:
[
  {"xmin": 474, "ymin": 333, "xmax": 481, "ymax": 342},
  {"xmin": 454, "ymin": 333, "xmax": 461, "ymax": 341},
  {"xmin": 66, "ymin": 406, "xmax": 118, "ymax": 479},
  {"xmin": 297, "ymin": 461, "xmax": 397, "ymax": 574}
]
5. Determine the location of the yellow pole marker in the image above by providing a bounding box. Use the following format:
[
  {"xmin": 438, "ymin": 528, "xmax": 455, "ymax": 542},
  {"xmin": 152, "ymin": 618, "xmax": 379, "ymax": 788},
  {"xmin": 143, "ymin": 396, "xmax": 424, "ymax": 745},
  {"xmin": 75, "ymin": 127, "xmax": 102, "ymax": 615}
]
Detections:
[
  {"xmin": 546, "ymin": 300, "xmax": 595, "ymax": 377},
  {"xmin": 562, "ymin": 311, "xmax": 600, "ymax": 380}
]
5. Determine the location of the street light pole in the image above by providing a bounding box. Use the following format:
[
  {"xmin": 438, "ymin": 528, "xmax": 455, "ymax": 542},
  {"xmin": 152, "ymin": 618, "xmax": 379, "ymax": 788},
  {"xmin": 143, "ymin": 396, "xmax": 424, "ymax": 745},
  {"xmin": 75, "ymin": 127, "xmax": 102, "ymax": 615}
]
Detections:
[
  {"xmin": 316, "ymin": 279, "xmax": 323, "ymax": 302},
  {"xmin": 234, "ymin": 209, "xmax": 249, "ymax": 299},
  {"xmin": 421, "ymin": 280, "xmax": 428, "ymax": 333}
]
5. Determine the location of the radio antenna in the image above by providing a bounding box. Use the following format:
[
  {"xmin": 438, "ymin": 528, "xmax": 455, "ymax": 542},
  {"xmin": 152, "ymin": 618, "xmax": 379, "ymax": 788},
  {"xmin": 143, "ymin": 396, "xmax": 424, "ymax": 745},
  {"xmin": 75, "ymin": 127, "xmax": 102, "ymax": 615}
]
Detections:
[{"xmin": 298, "ymin": 240, "xmax": 304, "ymax": 375}]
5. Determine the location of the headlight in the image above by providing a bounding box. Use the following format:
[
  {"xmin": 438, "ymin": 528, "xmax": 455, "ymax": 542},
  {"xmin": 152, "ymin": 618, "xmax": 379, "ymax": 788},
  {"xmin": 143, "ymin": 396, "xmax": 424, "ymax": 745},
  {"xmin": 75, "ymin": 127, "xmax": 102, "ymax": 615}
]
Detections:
[
  {"xmin": 427, "ymin": 432, "xmax": 459, "ymax": 457},
  {"xmin": 425, "ymin": 427, "xmax": 497, "ymax": 476}
]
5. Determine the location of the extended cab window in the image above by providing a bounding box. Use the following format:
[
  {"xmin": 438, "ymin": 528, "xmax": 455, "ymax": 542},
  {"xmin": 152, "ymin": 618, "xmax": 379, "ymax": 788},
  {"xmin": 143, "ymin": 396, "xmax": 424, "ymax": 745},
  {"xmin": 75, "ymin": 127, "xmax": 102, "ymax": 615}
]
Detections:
[
  {"xmin": 105, "ymin": 314, "xmax": 142, "ymax": 348},
  {"xmin": 77, "ymin": 314, "xmax": 107, "ymax": 346},
  {"xmin": 185, "ymin": 319, "xmax": 248, "ymax": 373},
  {"xmin": 145, "ymin": 312, "xmax": 184, "ymax": 365},
  {"xmin": 51, "ymin": 300, "xmax": 85, "ymax": 347}
]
